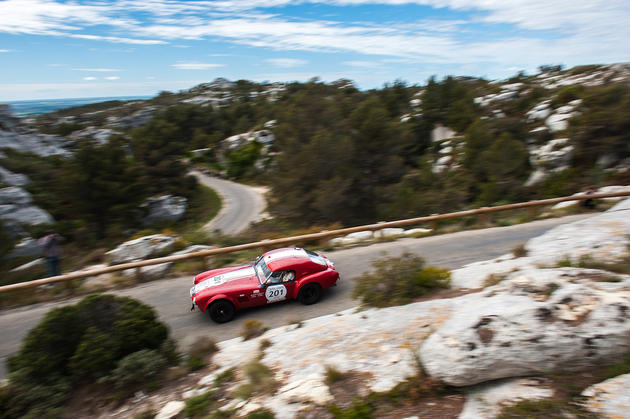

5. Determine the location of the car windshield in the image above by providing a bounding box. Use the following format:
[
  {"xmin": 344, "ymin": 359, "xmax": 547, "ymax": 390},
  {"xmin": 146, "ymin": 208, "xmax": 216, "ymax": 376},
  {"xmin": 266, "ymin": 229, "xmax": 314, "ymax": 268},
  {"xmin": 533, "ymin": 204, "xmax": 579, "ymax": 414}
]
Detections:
[{"xmin": 254, "ymin": 257, "xmax": 272, "ymax": 285}]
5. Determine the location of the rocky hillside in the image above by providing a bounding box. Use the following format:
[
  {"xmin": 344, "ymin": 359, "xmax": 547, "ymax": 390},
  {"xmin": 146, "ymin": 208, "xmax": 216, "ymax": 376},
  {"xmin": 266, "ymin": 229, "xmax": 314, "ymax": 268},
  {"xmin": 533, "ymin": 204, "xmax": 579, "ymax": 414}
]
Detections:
[
  {"xmin": 2, "ymin": 62, "xmax": 630, "ymax": 252},
  {"xmin": 86, "ymin": 197, "xmax": 630, "ymax": 418}
]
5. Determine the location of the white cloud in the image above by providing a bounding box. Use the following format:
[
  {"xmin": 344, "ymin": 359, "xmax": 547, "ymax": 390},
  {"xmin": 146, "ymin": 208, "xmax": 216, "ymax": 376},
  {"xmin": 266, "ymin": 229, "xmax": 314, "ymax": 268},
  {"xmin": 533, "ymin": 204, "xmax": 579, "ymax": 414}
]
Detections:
[
  {"xmin": 265, "ymin": 58, "xmax": 307, "ymax": 68},
  {"xmin": 343, "ymin": 60, "xmax": 381, "ymax": 68},
  {"xmin": 0, "ymin": 49, "xmax": 10, "ymax": 52},
  {"xmin": 72, "ymin": 68, "xmax": 121, "ymax": 72},
  {"xmin": 105, "ymin": 76, "xmax": 120, "ymax": 80},
  {"xmin": 69, "ymin": 34, "xmax": 166, "ymax": 45},
  {"xmin": 171, "ymin": 62, "xmax": 224, "ymax": 70},
  {"xmin": 83, "ymin": 76, "xmax": 97, "ymax": 80}
]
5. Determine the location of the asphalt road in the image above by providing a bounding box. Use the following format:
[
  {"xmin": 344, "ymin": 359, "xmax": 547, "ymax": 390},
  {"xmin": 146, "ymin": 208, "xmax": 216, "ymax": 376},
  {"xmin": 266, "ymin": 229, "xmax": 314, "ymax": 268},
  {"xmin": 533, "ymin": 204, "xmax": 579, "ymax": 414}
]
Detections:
[
  {"xmin": 191, "ymin": 171, "xmax": 267, "ymax": 235},
  {"xmin": 0, "ymin": 213, "xmax": 592, "ymax": 379}
]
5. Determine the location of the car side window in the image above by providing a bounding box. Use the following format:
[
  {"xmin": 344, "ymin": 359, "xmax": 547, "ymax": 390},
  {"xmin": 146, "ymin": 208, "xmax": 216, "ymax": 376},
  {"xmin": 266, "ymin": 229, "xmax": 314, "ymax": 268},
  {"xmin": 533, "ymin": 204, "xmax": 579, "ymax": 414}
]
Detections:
[
  {"xmin": 282, "ymin": 270, "xmax": 295, "ymax": 283},
  {"xmin": 267, "ymin": 272, "xmax": 283, "ymax": 284}
]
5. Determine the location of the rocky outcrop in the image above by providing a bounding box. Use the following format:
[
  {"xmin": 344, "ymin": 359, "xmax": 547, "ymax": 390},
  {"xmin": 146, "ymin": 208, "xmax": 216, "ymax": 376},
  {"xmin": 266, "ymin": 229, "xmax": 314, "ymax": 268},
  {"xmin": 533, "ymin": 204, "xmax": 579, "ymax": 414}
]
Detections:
[
  {"xmin": 105, "ymin": 234, "xmax": 177, "ymax": 265},
  {"xmin": 0, "ymin": 186, "xmax": 54, "ymax": 234},
  {"xmin": 419, "ymin": 267, "xmax": 630, "ymax": 386},
  {"xmin": 582, "ymin": 373, "xmax": 630, "ymax": 418},
  {"xmin": 0, "ymin": 166, "xmax": 30, "ymax": 187},
  {"xmin": 141, "ymin": 195, "xmax": 188, "ymax": 226}
]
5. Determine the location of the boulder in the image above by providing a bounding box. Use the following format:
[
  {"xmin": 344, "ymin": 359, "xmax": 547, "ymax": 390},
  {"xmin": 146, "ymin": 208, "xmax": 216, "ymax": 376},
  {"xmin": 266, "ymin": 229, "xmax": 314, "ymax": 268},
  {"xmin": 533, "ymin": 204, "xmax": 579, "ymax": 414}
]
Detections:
[
  {"xmin": 459, "ymin": 378, "xmax": 553, "ymax": 419},
  {"xmin": 374, "ymin": 228, "xmax": 405, "ymax": 238},
  {"xmin": 0, "ymin": 187, "xmax": 33, "ymax": 206},
  {"xmin": 142, "ymin": 195, "xmax": 187, "ymax": 226},
  {"xmin": 419, "ymin": 268, "xmax": 630, "ymax": 386},
  {"xmin": 7, "ymin": 237, "xmax": 42, "ymax": 258},
  {"xmin": 545, "ymin": 112, "xmax": 573, "ymax": 132},
  {"xmin": 582, "ymin": 373, "xmax": 630, "ymax": 418},
  {"xmin": 1, "ymin": 206, "xmax": 54, "ymax": 226},
  {"xmin": 121, "ymin": 244, "xmax": 214, "ymax": 280},
  {"xmin": 105, "ymin": 234, "xmax": 177, "ymax": 265},
  {"xmin": 0, "ymin": 167, "xmax": 30, "ymax": 187},
  {"xmin": 155, "ymin": 400, "xmax": 185, "ymax": 419}
]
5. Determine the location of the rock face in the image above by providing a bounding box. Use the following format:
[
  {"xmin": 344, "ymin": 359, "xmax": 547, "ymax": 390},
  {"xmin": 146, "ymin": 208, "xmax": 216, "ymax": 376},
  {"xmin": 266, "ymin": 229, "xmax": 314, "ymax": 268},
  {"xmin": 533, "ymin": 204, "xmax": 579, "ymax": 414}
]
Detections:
[
  {"xmin": 451, "ymin": 196, "xmax": 630, "ymax": 289},
  {"xmin": 105, "ymin": 234, "xmax": 177, "ymax": 264},
  {"xmin": 0, "ymin": 186, "xmax": 54, "ymax": 234},
  {"xmin": 582, "ymin": 373, "xmax": 630, "ymax": 418},
  {"xmin": 0, "ymin": 166, "xmax": 30, "ymax": 187},
  {"xmin": 0, "ymin": 107, "xmax": 71, "ymax": 157},
  {"xmin": 141, "ymin": 195, "xmax": 188, "ymax": 226},
  {"xmin": 419, "ymin": 267, "xmax": 630, "ymax": 386}
]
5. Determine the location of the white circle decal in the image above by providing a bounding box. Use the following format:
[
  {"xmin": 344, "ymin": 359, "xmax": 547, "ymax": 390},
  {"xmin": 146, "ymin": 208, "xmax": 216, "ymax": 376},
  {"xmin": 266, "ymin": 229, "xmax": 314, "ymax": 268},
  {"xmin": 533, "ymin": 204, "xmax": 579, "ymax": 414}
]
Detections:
[{"xmin": 265, "ymin": 284, "xmax": 287, "ymax": 303}]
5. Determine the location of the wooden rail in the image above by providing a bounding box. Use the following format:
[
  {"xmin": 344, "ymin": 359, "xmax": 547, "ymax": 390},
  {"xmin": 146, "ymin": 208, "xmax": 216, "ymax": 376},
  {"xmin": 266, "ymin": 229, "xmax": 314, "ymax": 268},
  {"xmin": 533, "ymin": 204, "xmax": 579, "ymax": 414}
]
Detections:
[{"xmin": 2, "ymin": 191, "xmax": 629, "ymax": 293}]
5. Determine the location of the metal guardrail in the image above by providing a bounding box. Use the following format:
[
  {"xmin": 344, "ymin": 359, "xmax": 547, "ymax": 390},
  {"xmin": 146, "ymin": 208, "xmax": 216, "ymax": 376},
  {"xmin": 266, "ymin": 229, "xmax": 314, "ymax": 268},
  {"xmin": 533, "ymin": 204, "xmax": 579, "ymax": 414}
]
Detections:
[{"xmin": 2, "ymin": 191, "xmax": 629, "ymax": 293}]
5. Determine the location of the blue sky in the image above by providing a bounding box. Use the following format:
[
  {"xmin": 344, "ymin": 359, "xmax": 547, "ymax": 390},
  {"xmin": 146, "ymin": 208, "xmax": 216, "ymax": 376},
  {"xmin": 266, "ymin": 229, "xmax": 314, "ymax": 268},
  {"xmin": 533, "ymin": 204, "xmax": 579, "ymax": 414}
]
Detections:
[{"xmin": 1, "ymin": 0, "xmax": 629, "ymax": 101}]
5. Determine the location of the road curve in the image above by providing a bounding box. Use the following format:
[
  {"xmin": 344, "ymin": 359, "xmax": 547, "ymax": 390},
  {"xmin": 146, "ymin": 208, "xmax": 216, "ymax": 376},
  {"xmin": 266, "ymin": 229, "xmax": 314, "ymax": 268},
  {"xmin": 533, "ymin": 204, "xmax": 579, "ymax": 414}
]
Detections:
[
  {"xmin": 0, "ymin": 213, "xmax": 593, "ymax": 378},
  {"xmin": 191, "ymin": 170, "xmax": 267, "ymax": 236}
]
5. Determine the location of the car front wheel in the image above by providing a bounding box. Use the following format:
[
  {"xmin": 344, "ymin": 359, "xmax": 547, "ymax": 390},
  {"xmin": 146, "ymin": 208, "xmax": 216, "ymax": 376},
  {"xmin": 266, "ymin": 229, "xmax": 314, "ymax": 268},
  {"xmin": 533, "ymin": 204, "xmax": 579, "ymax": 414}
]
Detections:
[
  {"xmin": 209, "ymin": 300, "xmax": 235, "ymax": 323},
  {"xmin": 298, "ymin": 283, "xmax": 322, "ymax": 305}
]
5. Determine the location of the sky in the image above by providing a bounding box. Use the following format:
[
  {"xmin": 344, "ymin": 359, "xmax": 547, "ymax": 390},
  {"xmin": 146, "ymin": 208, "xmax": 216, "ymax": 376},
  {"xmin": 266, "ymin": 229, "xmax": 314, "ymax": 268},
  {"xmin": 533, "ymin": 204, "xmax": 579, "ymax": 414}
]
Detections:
[{"xmin": 0, "ymin": 0, "xmax": 629, "ymax": 101}]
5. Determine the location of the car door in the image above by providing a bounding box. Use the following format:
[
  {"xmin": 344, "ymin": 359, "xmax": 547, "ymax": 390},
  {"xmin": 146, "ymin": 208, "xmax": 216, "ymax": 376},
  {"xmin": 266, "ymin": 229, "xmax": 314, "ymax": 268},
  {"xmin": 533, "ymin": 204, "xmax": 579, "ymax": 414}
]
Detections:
[{"xmin": 264, "ymin": 270, "xmax": 296, "ymax": 304}]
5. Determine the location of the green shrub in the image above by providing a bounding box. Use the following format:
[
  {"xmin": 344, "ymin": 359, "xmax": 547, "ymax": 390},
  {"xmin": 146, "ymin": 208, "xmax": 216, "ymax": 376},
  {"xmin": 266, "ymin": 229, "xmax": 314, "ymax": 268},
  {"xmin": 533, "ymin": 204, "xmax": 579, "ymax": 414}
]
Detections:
[
  {"xmin": 101, "ymin": 349, "xmax": 167, "ymax": 390},
  {"xmin": 242, "ymin": 319, "xmax": 266, "ymax": 340},
  {"xmin": 184, "ymin": 390, "xmax": 217, "ymax": 418},
  {"xmin": 234, "ymin": 359, "xmax": 278, "ymax": 399},
  {"xmin": 4, "ymin": 294, "xmax": 170, "ymax": 417},
  {"xmin": 325, "ymin": 365, "xmax": 344, "ymax": 385},
  {"xmin": 352, "ymin": 253, "xmax": 451, "ymax": 307},
  {"xmin": 186, "ymin": 354, "xmax": 206, "ymax": 372},
  {"xmin": 329, "ymin": 399, "xmax": 373, "ymax": 419},
  {"xmin": 497, "ymin": 398, "xmax": 596, "ymax": 418},
  {"xmin": 245, "ymin": 408, "xmax": 275, "ymax": 419}
]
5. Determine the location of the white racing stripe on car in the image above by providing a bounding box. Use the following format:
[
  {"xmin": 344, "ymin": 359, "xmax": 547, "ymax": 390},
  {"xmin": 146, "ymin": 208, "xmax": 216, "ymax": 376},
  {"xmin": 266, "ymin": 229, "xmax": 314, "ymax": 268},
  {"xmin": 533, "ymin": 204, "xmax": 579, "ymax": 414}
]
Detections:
[
  {"xmin": 264, "ymin": 248, "xmax": 307, "ymax": 263},
  {"xmin": 191, "ymin": 267, "xmax": 255, "ymax": 296}
]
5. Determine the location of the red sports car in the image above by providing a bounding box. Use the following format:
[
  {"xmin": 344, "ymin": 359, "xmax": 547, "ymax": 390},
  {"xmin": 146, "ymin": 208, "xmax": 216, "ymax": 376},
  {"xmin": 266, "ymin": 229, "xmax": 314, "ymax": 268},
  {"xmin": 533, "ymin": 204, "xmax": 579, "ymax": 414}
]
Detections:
[{"xmin": 190, "ymin": 247, "xmax": 339, "ymax": 323}]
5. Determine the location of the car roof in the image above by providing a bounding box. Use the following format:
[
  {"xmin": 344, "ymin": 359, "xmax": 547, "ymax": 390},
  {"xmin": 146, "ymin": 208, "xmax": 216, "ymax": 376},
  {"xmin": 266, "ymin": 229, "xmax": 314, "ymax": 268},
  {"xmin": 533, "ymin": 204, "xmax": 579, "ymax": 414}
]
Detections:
[{"xmin": 263, "ymin": 247, "xmax": 324, "ymax": 272}]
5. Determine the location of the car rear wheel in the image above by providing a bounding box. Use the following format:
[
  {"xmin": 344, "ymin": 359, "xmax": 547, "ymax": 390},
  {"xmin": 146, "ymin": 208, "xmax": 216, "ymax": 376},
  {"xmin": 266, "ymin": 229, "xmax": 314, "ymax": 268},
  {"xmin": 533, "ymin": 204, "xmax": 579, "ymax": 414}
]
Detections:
[
  {"xmin": 299, "ymin": 283, "xmax": 322, "ymax": 305},
  {"xmin": 209, "ymin": 300, "xmax": 235, "ymax": 323}
]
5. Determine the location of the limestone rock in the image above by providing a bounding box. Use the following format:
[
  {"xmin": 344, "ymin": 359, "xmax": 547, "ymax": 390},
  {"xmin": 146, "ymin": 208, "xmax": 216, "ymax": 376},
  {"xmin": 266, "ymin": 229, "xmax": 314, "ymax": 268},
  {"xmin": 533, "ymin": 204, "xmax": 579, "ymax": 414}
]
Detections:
[
  {"xmin": 582, "ymin": 373, "xmax": 630, "ymax": 418},
  {"xmin": 420, "ymin": 268, "xmax": 630, "ymax": 386},
  {"xmin": 459, "ymin": 378, "xmax": 553, "ymax": 419},
  {"xmin": 7, "ymin": 237, "xmax": 42, "ymax": 258},
  {"xmin": 0, "ymin": 166, "xmax": 30, "ymax": 187},
  {"xmin": 155, "ymin": 400, "xmax": 185, "ymax": 419},
  {"xmin": 142, "ymin": 195, "xmax": 188, "ymax": 226},
  {"xmin": 1, "ymin": 206, "xmax": 54, "ymax": 226},
  {"xmin": 0, "ymin": 187, "xmax": 32, "ymax": 206},
  {"xmin": 105, "ymin": 234, "xmax": 177, "ymax": 265},
  {"xmin": 374, "ymin": 228, "xmax": 405, "ymax": 238}
]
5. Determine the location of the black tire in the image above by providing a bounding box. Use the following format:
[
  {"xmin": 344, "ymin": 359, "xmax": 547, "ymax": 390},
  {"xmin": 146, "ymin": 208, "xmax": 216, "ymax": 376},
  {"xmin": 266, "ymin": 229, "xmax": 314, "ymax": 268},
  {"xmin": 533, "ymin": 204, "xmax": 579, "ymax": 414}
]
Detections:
[
  {"xmin": 208, "ymin": 300, "xmax": 235, "ymax": 323},
  {"xmin": 298, "ymin": 283, "xmax": 322, "ymax": 305}
]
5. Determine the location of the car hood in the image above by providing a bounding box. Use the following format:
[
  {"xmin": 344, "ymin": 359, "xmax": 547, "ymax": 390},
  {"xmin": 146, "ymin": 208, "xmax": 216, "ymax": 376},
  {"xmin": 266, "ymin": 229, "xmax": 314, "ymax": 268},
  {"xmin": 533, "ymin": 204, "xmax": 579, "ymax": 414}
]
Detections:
[{"xmin": 191, "ymin": 265, "xmax": 258, "ymax": 297}]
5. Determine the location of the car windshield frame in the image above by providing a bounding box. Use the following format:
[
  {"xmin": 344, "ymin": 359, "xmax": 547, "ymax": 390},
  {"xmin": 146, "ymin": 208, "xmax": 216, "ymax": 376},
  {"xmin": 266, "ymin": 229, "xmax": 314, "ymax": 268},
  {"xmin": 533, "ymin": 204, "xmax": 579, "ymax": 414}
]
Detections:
[{"xmin": 254, "ymin": 256, "xmax": 272, "ymax": 285}]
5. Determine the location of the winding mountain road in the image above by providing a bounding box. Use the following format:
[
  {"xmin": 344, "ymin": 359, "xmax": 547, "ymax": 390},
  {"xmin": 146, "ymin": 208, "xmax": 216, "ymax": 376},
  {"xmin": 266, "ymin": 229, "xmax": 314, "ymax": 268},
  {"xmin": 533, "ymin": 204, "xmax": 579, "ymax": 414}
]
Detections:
[
  {"xmin": 191, "ymin": 170, "xmax": 268, "ymax": 236},
  {"xmin": 0, "ymin": 213, "xmax": 593, "ymax": 379}
]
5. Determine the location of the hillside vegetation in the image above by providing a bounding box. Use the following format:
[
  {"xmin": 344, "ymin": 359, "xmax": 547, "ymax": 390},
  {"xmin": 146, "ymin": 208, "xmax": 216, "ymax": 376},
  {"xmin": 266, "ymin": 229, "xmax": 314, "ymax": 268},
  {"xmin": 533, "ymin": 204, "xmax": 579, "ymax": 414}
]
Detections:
[{"xmin": 2, "ymin": 64, "xmax": 630, "ymax": 254}]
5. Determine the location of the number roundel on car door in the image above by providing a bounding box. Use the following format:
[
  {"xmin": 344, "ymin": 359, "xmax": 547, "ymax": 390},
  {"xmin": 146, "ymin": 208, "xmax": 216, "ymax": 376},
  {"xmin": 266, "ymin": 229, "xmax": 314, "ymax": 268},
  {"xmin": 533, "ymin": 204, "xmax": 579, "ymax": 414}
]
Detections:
[{"xmin": 265, "ymin": 284, "xmax": 287, "ymax": 303}]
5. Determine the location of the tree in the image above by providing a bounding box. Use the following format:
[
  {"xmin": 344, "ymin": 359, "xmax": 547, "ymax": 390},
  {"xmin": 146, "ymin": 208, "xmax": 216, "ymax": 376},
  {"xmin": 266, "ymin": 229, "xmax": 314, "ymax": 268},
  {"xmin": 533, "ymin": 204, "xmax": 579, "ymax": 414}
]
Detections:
[{"xmin": 59, "ymin": 138, "xmax": 145, "ymax": 238}]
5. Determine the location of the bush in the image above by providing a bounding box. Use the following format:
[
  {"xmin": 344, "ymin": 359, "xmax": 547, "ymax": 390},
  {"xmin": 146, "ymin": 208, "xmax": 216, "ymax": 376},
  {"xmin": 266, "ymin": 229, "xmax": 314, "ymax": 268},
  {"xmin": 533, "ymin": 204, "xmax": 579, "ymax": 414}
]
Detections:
[
  {"xmin": 101, "ymin": 349, "xmax": 168, "ymax": 390},
  {"xmin": 184, "ymin": 390, "xmax": 217, "ymax": 418},
  {"xmin": 245, "ymin": 408, "xmax": 275, "ymax": 419},
  {"xmin": 4, "ymin": 294, "xmax": 170, "ymax": 417},
  {"xmin": 234, "ymin": 359, "xmax": 278, "ymax": 399},
  {"xmin": 325, "ymin": 365, "xmax": 344, "ymax": 385},
  {"xmin": 241, "ymin": 319, "xmax": 266, "ymax": 340},
  {"xmin": 352, "ymin": 253, "xmax": 451, "ymax": 307}
]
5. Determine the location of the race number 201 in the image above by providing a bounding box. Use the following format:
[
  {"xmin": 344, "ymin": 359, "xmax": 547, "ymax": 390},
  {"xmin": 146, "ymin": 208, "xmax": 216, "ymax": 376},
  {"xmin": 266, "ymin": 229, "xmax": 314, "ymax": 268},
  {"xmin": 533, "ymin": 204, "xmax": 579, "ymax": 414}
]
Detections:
[{"xmin": 265, "ymin": 285, "xmax": 287, "ymax": 303}]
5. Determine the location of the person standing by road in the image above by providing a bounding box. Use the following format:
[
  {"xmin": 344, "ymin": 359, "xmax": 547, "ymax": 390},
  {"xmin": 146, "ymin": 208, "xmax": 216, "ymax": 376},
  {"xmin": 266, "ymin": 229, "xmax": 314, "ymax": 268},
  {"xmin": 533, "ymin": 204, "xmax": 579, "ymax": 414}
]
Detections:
[{"xmin": 40, "ymin": 231, "xmax": 64, "ymax": 277}]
